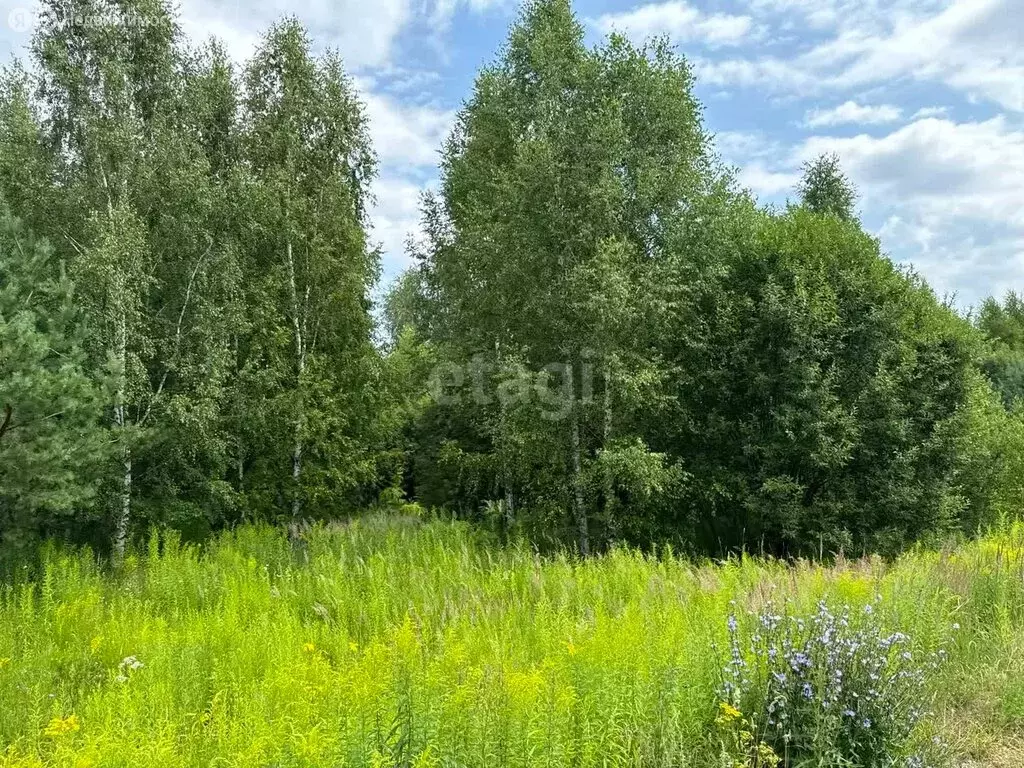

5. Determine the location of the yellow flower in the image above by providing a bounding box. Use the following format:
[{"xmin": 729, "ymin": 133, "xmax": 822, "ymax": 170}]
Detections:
[
  {"xmin": 757, "ymin": 742, "xmax": 781, "ymax": 767},
  {"xmin": 89, "ymin": 636, "xmax": 103, "ymax": 654},
  {"xmin": 0, "ymin": 657, "xmax": 10, "ymax": 670},
  {"xmin": 715, "ymin": 701, "xmax": 742, "ymax": 726},
  {"xmin": 302, "ymin": 642, "xmax": 316, "ymax": 654},
  {"xmin": 565, "ymin": 641, "xmax": 577, "ymax": 657},
  {"xmin": 43, "ymin": 714, "xmax": 80, "ymax": 739}
]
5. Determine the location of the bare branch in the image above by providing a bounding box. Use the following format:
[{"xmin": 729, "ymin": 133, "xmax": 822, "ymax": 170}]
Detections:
[
  {"xmin": 140, "ymin": 236, "xmax": 213, "ymax": 426},
  {"xmin": 0, "ymin": 404, "xmax": 12, "ymax": 442}
]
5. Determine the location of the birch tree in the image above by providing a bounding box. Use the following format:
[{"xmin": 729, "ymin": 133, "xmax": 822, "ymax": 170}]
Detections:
[
  {"xmin": 415, "ymin": 0, "xmax": 709, "ymax": 553},
  {"xmin": 11, "ymin": 0, "xmax": 237, "ymax": 556},
  {"xmin": 236, "ymin": 19, "xmax": 378, "ymax": 519}
]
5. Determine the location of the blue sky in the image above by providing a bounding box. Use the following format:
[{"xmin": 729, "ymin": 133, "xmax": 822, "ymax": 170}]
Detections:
[{"xmin": 2, "ymin": 0, "xmax": 1023, "ymax": 309}]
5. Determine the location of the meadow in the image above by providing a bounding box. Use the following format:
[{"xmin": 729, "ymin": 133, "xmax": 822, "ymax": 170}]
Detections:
[{"xmin": 0, "ymin": 516, "xmax": 1022, "ymax": 767}]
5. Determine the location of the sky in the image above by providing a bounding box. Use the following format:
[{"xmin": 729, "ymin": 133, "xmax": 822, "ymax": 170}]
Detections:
[{"xmin": 2, "ymin": 0, "xmax": 1023, "ymax": 309}]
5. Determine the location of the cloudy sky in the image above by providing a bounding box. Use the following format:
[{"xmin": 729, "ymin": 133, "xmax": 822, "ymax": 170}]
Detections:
[{"xmin": 2, "ymin": 0, "xmax": 1023, "ymax": 308}]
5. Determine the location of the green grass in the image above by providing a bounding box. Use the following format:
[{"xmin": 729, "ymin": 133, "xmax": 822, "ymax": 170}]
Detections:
[{"xmin": 0, "ymin": 516, "xmax": 1022, "ymax": 767}]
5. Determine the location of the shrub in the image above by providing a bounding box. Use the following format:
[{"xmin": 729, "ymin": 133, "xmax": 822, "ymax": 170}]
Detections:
[{"xmin": 716, "ymin": 600, "xmax": 950, "ymax": 767}]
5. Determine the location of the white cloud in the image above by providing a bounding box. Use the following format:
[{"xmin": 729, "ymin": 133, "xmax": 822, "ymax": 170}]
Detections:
[
  {"xmin": 828, "ymin": 0, "xmax": 1024, "ymax": 110},
  {"xmin": 797, "ymin": 116, "xmax": 1024, "ymax": 228},
  {"xmin": 719, "ymin": 113, "xmax": 1024, "ymax": 303},
  {"xmin": 359, "ymin": 88, "xmax": 455, "ymax": 170},
  {"xmin": 911, "ymin": 106, "xmax": 949, "ymax": 120},
  {"xmin": 429, "ymin": 0, "xmax": 507, "ymax": 32},
  {"xmin": 805, "ymin": 101, "xmax": 903, "ymax": 128},
  {"xmin": 737, "ymin": 164, "xmax": 799, "ymax": 197},
  {"xmin": 792, "ymin": 115, "xmax": 1024, "ymax": 303},
  {"xmin": 593, "ymin": 1, "xmax": 755, "ymax": 47},
  {"xmin": 701, "ymin": 0, "xmax": 1024, "ymax": 112},
  {"xmin": 878, "ymin": 215, "xmax": 1024, "ymax": 306},
  {"xmin": 370, "ymin": 176, "xmax": 430, "ymax": 277},
  {"xmin": 712, "ymin": 131, "xmax": 798, "ymax": 199},
  {"xmin": 177, "ymin": 0, "xmax": 412, "ymax": 68},
  {"xmin": 692, "ymin": 55, "xmax": 815, "ymax": 91}
]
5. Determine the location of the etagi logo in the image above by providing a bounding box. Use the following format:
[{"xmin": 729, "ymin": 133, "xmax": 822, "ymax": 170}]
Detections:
[{"xmin": 8, "ymin": 6, "xmax": 36, "ymax": 33}]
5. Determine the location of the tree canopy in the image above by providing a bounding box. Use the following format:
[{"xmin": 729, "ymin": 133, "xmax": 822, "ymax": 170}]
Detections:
[{"xmin": 1, "ymin": 0, "xmax": 1021, "ymax": 561}]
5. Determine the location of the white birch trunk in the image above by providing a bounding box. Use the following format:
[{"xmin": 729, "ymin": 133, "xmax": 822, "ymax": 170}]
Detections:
[
  {"xmin": 287, "ymin": 238, "xmax": 305, "ymax": 519},
  {"xmin": 496, "ymin": 342, "xmax": 515, "ymax": 533},
  {"xmin": 567, "ymin": 362, "xmax": 589, "ymax": 556},
  {"xmin": 603, "ymin": 361, "xmax": 617, "ymax": 541},
  {"xmin": 112, "ymin": 306, "xmax": 132, "ymax": 565}
]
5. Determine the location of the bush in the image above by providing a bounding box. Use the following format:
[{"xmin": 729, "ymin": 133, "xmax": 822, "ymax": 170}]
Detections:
[
  {"xmin": 660, "ymin": 208, "xmax": 991, "ymax": 556},
  {"xmin": 716, "ymin": 600, "xmax": 952, "ymax": 767}
]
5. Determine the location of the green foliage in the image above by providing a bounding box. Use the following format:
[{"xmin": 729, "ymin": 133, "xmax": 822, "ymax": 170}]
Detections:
[
  {"xmin": 0, "ymin": 519, "xmax": 1021, "ymax": 765},
  {"xmin": 0, "ymin": 2, "xmax": 391, "ymax": 552},
  {"xmin": 411, "ymin": 0, "xmax": 714, "ymax": 553},
  {"xmin": 0, "ymin": 0, "xmax": 1022, "ymax": 563},
  {"xmin": 797, "ymin": 153, "xmax": 858, "ymax": 222},
  {"xmin": 659, "ymin": 207, "xmax": 993, "ymax": 555},
  {"xmin": 977, "ymin": 292, "xmax": 1024, "ymax": 406},
  {"xmin": 227, "ymin": 17, "xmax": 382, "ymax": 520},
  {"xmin": 0, "ymin": 205, "xmax": 108, "ymax": 561}
]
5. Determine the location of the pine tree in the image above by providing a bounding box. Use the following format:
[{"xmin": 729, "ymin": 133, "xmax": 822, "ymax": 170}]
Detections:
[{"xmin": 0, "ymin": 204, "xmax": 108, "ymax": 556}]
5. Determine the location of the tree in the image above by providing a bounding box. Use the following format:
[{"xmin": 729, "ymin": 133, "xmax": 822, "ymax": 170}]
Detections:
[
  {"xmin": 0, "ymin": 0, "xmax": 247, "ymax": 557},
  {"xmin": 0, "ymin": 204, "xmax": 108, "ymax": 558},
  {"xmin": 231, "ymin": 18, "xmax": 381, "ymax": 519},
  {"xmin": 797, "ymin": 153, "xmax": 857, "ymax": 222},
  {"xmin": 657, "ymin": 205, "xmax": 992, "ymax": 555},
  {"xmin": 413, "ymin": 0, "xmax": 711, "ymax": 553},
  {"xmin": 976, "ymin": 292, "xmax": 1024, "ymax": 406}
]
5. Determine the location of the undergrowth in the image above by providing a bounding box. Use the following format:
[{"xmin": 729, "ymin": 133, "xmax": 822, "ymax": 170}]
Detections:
[{"xmin": 0, "ymin": 517, "xmax": 1021, "ymax": 767}]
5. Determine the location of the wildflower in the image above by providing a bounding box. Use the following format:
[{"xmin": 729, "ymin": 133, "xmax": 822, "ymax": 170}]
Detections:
[
  {"xmin": 716, "ymin": 701, "xmax": 742, "ymax": 724},
  {"xmin": 727, "ymin": 614, "xmax": 738, "ymax": 633},
  {"xmin": 119, "ymin": 656, "xmax": 144, "ymax": 672},
  {"xmin": 43, "ymin": 714, "xmax": 80, "ymax": 738},
  {"xmin": 0, "ymin": 657, "xmax": 10, "ymax": 670},
  {"xmin": 757, "ymin": 742, "xmax": 781, "ymax": 768},
  {"xmin": 790, "ymin": 651, "xmax": 811, "ymax": 671},
  {"xmin": 89, "ymin": 636, "xmax": 103, "ymax": 654},
  {"xmin": 565, "ymin": 641, "xmax": 577, "ymax": 656},
  {"xmin": 302, "ymin": 642, "xmax": 316, "ymax": 654},
  {"xmin": 801, "ymin": 682, "xmax": 814, "ymax": 700}
]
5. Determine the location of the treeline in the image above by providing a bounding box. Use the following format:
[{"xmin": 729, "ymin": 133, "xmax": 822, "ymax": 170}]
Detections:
[
  {"xmin": 384, "ymin": 1, "xmax": 1024, "ymax": 556},
  {"xmin": 0, "ymin": 1, "xmax": 404, "ymax": 562},
  {"xmin": 1, "ymin": 0, "xmax": 1022, "ymax": 563}
]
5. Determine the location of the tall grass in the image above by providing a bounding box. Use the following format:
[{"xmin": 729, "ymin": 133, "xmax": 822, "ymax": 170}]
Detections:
[{"xmin": 0, "ymin": 517, "xmax": 1022, "ymax": 767}]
